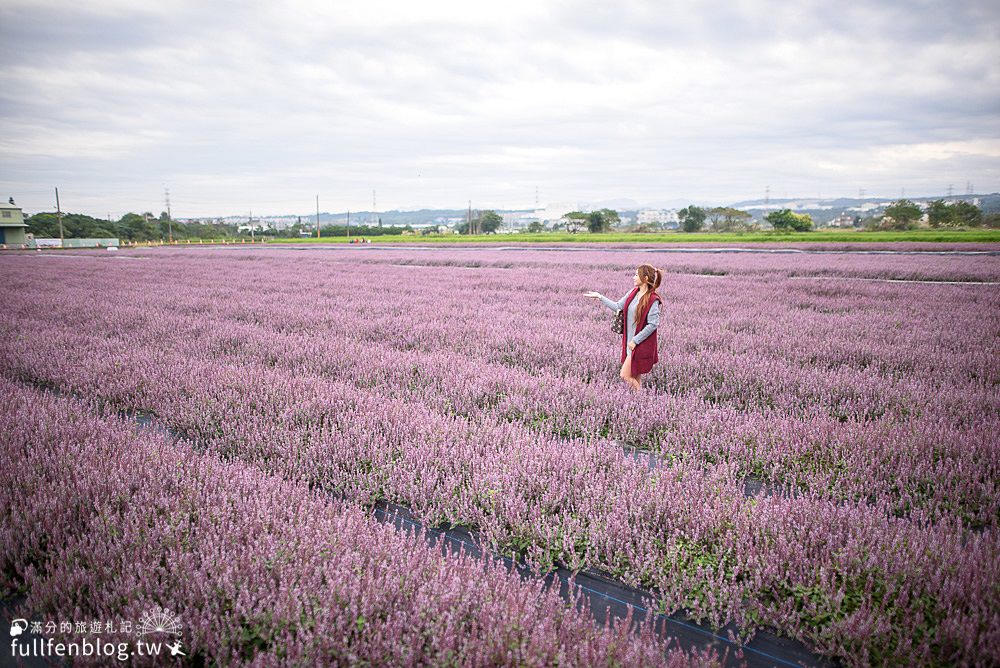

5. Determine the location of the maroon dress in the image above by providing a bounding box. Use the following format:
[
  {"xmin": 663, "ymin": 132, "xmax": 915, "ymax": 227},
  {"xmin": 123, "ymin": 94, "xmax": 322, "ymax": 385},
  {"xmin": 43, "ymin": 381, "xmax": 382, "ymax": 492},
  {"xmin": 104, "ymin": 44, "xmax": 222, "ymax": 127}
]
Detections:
[{"xmin": 620, "ymin": 287, "xmax": 663, "ymax": 376}]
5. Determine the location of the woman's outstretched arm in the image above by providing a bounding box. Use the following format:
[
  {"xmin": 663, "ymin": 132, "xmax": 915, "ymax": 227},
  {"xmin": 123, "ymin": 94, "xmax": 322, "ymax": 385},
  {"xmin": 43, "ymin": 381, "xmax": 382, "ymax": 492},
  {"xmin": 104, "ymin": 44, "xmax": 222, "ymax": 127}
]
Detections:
[
  {"xmin": 597, "ymin": 292, "xmax": 628, "ymax": 312},
  {"xmin": 632, "ymin": 301, "xmax": 661, "ymax": 346}
]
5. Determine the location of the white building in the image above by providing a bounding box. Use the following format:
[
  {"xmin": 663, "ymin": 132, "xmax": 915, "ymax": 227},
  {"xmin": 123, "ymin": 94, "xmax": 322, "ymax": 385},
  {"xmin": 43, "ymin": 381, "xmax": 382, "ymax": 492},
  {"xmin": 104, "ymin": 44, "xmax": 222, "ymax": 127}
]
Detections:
[
  {"xmin": 827, "ymin": 213, "xmax": 856, "ymax": 228},
  {"xmin": 540, "ymin": 203, "xmax": 579, "ymax": 224},
  {"xmin": 500, "ymin": 211, "xmax": 539, "ymax": 231},
  {"xmin": 636, "ymin": 209, "xmax": 679, "ymax": 225}
]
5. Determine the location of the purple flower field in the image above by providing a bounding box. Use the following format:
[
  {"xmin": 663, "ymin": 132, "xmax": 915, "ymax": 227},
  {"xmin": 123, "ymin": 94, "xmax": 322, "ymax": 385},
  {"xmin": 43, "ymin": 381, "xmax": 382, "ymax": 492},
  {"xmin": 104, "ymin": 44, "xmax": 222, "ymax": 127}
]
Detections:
[
  {"xmin": 2, "ymin": 245, "xmax": 999, "ymax": 666},
  {"xmin": 2, "ymin": 378, "xmax": 715, "ymax": 667}
]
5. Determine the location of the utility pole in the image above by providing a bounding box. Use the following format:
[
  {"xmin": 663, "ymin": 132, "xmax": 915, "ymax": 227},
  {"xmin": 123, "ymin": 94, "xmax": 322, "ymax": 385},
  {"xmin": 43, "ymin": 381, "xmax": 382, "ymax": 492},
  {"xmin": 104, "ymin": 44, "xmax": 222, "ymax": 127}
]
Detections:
[
  {"xmin": 347, "ymin": 210, "xmax": 350, "ymax": 240},
  {"xmin": 534, "ymin": 186, "xmax": 541, "ymax": 234},
  {"xmin": 164, "ymin": 187, "xmax": 173, "ymax": 242},
  {"xmin": 316, "ymin": 195, "xmax": 320, "ymax": 238},
  {"xmin": 947, "ymin": 184, "xmax": 954, "ymax": 198},
  {"xmin": 54, "ymin": 187, "xmax": 64, "ymax": 243}
]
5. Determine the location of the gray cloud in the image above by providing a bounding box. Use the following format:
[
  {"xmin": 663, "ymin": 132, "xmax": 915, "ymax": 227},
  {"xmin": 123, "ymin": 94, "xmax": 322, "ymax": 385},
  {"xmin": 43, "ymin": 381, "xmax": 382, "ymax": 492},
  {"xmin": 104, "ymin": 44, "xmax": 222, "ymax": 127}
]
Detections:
[{"xmin": 1, "ymin": 0, "xmax": 998, "ymax": 216}]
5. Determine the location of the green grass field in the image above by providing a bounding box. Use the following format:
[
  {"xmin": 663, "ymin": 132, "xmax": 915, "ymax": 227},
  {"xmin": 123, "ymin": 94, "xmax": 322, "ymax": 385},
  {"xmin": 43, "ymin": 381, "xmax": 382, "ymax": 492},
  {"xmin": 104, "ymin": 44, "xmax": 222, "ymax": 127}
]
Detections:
[{"xmin": 268, "ymin": 228, "xmax": 1000, "ymax": 244}]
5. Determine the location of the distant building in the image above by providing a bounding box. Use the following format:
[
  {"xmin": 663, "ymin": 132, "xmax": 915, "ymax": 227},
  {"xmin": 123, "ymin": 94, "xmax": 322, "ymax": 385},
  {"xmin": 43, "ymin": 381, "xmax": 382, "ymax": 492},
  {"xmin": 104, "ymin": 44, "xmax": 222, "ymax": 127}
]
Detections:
[
  {"xmin": 541, "ymin": 203, "xmax": 578, "ymax": 224},
  {"xmin": 827, "ymin": 213, "xmax": 856, "ymax": 228},
  {"xmin": 636, "ymin": 209, "xmax": 679, "ymax": 226},
  {"xmin": 0, "ymin": 202, "xmax": 28, "ymax": 246},
  {"xmin": 501, "ymin": 211, "xmax": 539, "ymax": 231}
]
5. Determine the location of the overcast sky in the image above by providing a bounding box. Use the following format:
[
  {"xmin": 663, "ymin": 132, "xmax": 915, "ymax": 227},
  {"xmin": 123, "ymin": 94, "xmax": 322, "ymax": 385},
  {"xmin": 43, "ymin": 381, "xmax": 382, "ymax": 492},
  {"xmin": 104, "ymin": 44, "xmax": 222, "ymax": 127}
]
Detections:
[{"xmin": 2, "ymin": 0, "xmax": 999, "ymax": 218}]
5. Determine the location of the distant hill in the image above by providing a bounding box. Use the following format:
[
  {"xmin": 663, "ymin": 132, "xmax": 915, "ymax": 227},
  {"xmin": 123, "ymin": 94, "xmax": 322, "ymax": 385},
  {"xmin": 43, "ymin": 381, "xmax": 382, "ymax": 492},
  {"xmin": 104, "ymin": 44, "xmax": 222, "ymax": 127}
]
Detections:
[{"xmin": 730, "ymin": 193, "xmax": 998, "ymax": 210}]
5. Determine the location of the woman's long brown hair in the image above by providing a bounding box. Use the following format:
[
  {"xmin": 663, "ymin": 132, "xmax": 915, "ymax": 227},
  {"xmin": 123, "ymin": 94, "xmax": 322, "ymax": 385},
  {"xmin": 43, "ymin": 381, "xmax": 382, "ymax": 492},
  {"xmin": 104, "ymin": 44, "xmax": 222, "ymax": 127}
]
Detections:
[{"xmin": 634, "ymin": 265, "xmax": 661, "ymax": 329}]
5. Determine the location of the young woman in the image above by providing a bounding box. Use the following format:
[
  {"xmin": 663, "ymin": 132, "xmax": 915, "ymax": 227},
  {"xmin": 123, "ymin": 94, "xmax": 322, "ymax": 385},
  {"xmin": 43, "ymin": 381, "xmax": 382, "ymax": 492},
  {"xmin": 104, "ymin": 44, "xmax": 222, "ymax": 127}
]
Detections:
[{"xmin": 583, "ymin": 265, "xmax": 663, "ymax": 390}]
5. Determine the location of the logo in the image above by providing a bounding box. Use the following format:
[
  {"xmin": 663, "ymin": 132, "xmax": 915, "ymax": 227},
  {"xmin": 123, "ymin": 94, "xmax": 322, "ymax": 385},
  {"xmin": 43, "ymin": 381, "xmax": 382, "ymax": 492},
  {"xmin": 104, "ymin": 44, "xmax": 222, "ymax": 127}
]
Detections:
[
  {"xmin": 137, "ymin": 606, "xmax": 186, "ymax": 657},
  {"xmin": 136, "ymin": 607, "xmax": 182, "ymax": 637},
  {"xmin": 9, "ymin": 620, "xmax": 28, "ymax": 638},
  {"xmin": 7, "ymin": 607, "xmax": 188, "ymax": 662}
]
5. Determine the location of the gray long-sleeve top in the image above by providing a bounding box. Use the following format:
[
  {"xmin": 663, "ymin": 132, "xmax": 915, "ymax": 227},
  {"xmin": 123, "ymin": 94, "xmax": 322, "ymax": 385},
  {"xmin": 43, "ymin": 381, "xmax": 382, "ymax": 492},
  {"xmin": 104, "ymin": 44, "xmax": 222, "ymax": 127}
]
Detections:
[{"xmin": 599, "ymin": 291, "xmax": 661, "ymax": 350}]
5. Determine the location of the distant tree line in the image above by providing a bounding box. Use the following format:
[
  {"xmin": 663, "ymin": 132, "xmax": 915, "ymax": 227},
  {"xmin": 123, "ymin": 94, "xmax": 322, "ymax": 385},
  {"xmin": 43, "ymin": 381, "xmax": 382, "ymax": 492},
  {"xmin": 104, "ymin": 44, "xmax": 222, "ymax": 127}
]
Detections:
[
  {"xmin": 25, "ymin": 200, "xmax": 998, "ymax": 242},
  {"xmin": 26, "ymin": 211, "xmax": 247, "ymax": 241},
  {"xmin": 554, "ymin": 209, "xmax": 621, "ymax": 233},
  {"xmin": 863, "ymin": 199, "xmax": 996, "ymax": 231},
  {"xmin": 679, "ymin": 199, "xmax": 997, "ymax": 233},
  {"xmin": 455, "ymin": 211, "xmax": 503, "ymax": 235},
  {"xmin": 677, "ymin": 205, "xmax": 803, "ymax": 232},
  {"xmin": 926, "ymin": 200, "xmax": 987, "ymax": 228},
  {"xmin": 305, "ymin": 223, "xmax": 410, "ymax": 237}
]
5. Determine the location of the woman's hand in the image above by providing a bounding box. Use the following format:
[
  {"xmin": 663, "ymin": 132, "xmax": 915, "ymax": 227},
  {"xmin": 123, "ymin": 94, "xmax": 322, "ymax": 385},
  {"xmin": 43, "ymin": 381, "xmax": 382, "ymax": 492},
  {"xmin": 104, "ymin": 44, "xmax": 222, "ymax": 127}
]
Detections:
[
  {"xmin": 628, "ymin": 341, "xmax": 636, "ymax": 351},
  {"xmin": 582, "ymin": 291, "xmax": 602, "ymax": 299}
]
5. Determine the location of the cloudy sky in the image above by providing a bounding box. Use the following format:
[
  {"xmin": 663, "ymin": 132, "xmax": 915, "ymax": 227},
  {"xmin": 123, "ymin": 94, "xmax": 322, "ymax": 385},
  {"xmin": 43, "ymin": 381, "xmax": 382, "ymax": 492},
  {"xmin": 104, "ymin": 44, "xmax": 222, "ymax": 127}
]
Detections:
[{"xmin": 2, "ymin": 0, "xmax": 999, "ymax": 218}]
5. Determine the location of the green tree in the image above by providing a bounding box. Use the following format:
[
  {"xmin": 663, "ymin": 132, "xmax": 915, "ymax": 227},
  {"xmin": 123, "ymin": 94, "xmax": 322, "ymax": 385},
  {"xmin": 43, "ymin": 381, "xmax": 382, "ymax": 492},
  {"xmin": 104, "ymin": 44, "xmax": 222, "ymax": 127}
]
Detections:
[
  {"xmin": 478, "ymin": 210, "xmax": 503, "ymax": 234},
  {"xmin": 586, "ymin": 208, "xmax": 619, "ymax": 233},
  {"xmin": 562, "ymin": 211, "xmax": 588, "ymax": 233},
  {"xmin": 926, "ymin": 199, "xmax": 951, "ymax": 228},
  {"xmin": 602, "ymin": 208, "xmax": 621, "ymax": 228},
  {"xmin": 766, "ymin": 209, "xmax": 813, "ymax": 232},
  {"xmin": 25, "ymin": 212, "xmax": 117, "ymax": 238},
  {"xmin": 881, "ymin": 199, "xmax": 922, "ymax": 230},
  {"xmin": 708, "ymin": 207, "xmax": 752, "ymax": 232},
  {"xmin": 791, "ymin": 212, "xmax": 813, "ymax": 231},
  {"xmin": 724, "ymin": 208, "xmax": 753, "ymax": 231},
  {"xmin": 118, "ymin": 212, "xmax": 162, "ymax": 241},
  {"xmin": 527, "ymin": 221, "xmax": 544, "ymax": 233},
  {"xmin": 706, "ymin": 207, "xmax": 726, "ymax": 231},
  {"xmin": 24, "ymin": 212, "xmax": 61, "ymax": 237},
  {"xmin": 952, "ymin": 201, "xmax": 982, "ymax": 228},
  {"xmin": 766, "ymin": 209, "xmax": 790, "ymax": 230},
  {"xmin": 678, "ymin": 205, "xmax": 706, "ymax": 232}
]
